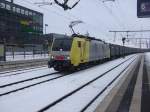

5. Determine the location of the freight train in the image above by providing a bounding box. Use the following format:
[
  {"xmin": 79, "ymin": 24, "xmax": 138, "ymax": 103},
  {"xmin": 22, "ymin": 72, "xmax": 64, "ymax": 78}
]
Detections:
[{"xmin": 48, "ymin": 34, "xmax": 143, "ymax": 71}]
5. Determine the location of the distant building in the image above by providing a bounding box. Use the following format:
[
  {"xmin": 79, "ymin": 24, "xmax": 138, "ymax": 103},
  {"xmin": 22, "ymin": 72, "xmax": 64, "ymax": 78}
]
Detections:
[
  {"xmin": 0, "ymin": 0, "xmax": 43, "ymax": 44},
  {"xmin": 44, "ymin": 33, "xmax": 69, "ymax": 43}
]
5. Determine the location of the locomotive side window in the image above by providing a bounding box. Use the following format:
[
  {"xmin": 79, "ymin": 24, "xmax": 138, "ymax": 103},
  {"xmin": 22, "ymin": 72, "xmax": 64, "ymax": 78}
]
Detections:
[
  {"xmin": 52, "ymin": 38, "xmax": 72, "ymax": 51},
  {"xmin": 78, "ymin": 41, "xmax": 81, "ymax": 48}
]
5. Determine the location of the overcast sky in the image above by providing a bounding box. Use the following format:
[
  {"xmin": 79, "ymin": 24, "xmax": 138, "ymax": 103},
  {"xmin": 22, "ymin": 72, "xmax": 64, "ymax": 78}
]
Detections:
[{"xmin": 9, "ymin": 0, "xmax": 150, "ymax": 46}]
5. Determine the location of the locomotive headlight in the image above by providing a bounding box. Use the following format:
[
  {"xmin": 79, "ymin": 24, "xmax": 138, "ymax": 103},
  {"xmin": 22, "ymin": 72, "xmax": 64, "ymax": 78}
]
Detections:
[
  {"xmin": 67, "ymin": 56, "xmax": 70, "ymax": 60},
  {"xmin": 51, "ymin": 56, "xmax": 54, "ymax": 59}
]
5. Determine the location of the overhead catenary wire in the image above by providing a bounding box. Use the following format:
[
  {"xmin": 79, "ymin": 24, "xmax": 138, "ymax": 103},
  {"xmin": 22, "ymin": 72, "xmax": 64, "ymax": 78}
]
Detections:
[
  {"xmin": 114, "ymin": 0, "xmax": 138, "ymax": 31},
  {"xmin": 15, "ymin": 0, "xmax": 118, "ymax": 40},
  {"xmin": 95, "ymin": 0, "xmax": 133, "ymax": 42},
  {"xmin": 17, "ymin": 0, "xmax": 110, "ymax": 38},
  {"xmin": 16, "ymin": 0, "xmax": 83, "ymax": 35},
  {"xmin": 96, "ymin": 0, "xmax": 126, "ymax": 30},
  {"xmin": 102, "ymin": 3, "xmax": 126, "ymax": 29},
  {"xmin": 17, "ymin": 0, "xmax": 76, "ymax": 21},
  {"xmin": 113, "ymin": 1, "xmax": 129, "ymax": 28}
]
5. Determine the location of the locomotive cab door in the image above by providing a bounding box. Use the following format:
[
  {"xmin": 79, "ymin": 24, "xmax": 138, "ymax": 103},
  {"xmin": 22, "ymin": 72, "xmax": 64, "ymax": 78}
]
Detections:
[
  {"xmin": 77, "ymin": 41, "xmax": 86, "ymax": 63},
  {"xmin": 70, "ymin": 37, "xmax": 89, "ymax": 66}
]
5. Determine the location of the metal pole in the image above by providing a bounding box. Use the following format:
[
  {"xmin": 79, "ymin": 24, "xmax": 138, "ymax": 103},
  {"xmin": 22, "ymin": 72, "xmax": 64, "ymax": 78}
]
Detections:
[
  {"xmin": 45, "ymin": 26, "xmax": 46, "ymax": 34},
  {"xmin": 24, "ymin": 47, "xmax": 25, "ymax": 59},
  {"xmin": 3, "ymin": 43, "xmax": 6, "ymax": 61},
  {"xmin": 146, "ymin": 40, "xmax": 148, "ymax": 48},
  {"xmin": 3, "ymin": 38, "xmax": 6, "ymax": 61},
  {"xmin": 149, "ymin": 39, "xmax": 150, "ymax": 48},
  {"xmin": 12, "ymin": 47, "xmax": 14, "ymax": 60},
  {"xmin": 126, "ymin": 32, "xmax": 129, "ymax": 38},
  {"xmin": 113, "ymin": 32, "xmax": 116, "ymax": 42},
  {"xmin": 139, "ymin": 38, "xmax": 142, "ymax": 48},
  {"xmin": 45, "ymin": 24, "xmax": 48, "ymax": 34},
  {"xmin": 33, "ymin": 45, "xmax": 35, "ymax": 58}
]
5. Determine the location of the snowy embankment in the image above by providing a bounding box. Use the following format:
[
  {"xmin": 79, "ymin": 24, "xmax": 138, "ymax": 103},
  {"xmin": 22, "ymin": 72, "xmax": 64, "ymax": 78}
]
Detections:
[
  {"xmin": 0, "ymin": 67, "xmax": 54, "ymax": 86},
  {"xmin": 0, "ymin": 54, "xmax": 138, "ymax": 112}
]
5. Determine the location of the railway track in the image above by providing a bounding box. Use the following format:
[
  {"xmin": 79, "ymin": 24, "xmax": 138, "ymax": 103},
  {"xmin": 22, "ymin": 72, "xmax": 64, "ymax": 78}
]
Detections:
[
  {"xmin": 37, "ymin": 55, "xmax": 137, "ymax": 112},
  {"xmin": 0, "ymin": 72, "xmax": 67, "ymax": 97},
  {"xmin": 0, "ymin": 72, "xmax": 60, "ymax": 88},
  {"xmin": 0, "ymin": 59, "xmax": 48, "ymax": 72},
  {"xmin": 0, "ymin": 55, "xmax": 135, "ymax": 98},
  {"xmin": 0, "ymin": 65, "xmax": 48, "ymax": 78},
  {"xmin": 0, "ymin": 65, "xmax": 47, "ymax": 75}
]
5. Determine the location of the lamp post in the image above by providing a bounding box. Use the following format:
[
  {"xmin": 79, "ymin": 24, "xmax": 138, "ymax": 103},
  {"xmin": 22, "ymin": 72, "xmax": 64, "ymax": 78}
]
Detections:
[{"xmin": 45, "ymin": 24, "xmax": 48, "ymax": 34}]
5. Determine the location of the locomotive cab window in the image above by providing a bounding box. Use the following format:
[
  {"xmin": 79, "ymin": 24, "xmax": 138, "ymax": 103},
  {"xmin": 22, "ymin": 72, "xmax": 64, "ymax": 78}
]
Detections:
[{"xmin": 52, "ymin": 38, "xmax": 73, "ymax": 51}]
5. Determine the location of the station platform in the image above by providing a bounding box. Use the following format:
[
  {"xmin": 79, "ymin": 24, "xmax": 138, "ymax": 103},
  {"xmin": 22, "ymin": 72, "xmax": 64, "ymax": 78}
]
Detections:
[{"xmin": 95, "ymin": 53, "xmax": 150, "ymax": 112}]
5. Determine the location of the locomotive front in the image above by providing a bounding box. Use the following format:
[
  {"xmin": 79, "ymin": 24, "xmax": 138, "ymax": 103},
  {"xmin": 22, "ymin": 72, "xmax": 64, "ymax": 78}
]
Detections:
[{"xmin": 48, "ymin": 37, "xmax": 73, "ymax": 71}]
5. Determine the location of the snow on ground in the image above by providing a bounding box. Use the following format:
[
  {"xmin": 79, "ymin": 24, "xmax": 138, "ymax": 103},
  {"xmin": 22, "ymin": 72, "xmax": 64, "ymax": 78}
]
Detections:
[
  {"xmin": 45, "ymin": 56, "xmax": 137, "ymax": 112},
  {"xmin": 0, "ymin": 73, "xmax": 62, "ymax": 95},
  {"xmin": 0, "ymin": 54, "xmax": 137, "ymax": 112},
  {"xmin": 0, "ymin": 67, "xmax": 54, "ymax": 86}
]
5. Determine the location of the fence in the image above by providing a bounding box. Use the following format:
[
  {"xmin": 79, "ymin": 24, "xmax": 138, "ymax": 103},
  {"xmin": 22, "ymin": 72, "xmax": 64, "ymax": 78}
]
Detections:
[
  {"xmin": 0, "ymin": 44, "xmax": 5, "ymax": 61},
  {"xmin": 5, "ymin": 44, "xmax": 49, "ymax": 61}
]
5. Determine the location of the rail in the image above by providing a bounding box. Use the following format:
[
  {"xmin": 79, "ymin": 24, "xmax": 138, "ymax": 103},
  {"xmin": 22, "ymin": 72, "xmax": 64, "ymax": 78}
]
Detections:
[{"xmin": 0, "ymin": 58, "xmax": 49, "ymax": 71}]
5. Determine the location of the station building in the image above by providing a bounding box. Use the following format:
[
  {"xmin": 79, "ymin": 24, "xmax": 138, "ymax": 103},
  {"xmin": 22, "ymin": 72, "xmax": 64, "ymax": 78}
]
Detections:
[{"xmin": 0, "ymin": 0, "xmax": 43, "ymax": 45}]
